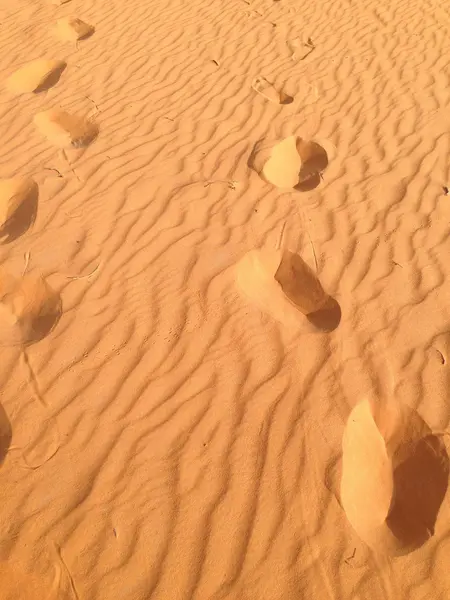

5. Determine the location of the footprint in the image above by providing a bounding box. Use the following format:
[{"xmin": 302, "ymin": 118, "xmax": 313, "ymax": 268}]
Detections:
[
  {"xmin": 0, "ymin": 177, "xmax": 38, "ymax": 243},
  {"xmin": 341, "ymin": 398, "xmax": 449, "ymax": 555},
  {"xmin": 287, "ymin": 37, "xmax": 315, "ymax": 60},
  {"xmin": 341, "ymin": 399, "xmax": 395, "ymax": 534},
  {"xmin": 251, "ymin": 76, "xmax": 293, "ymax": 104},
  {"xmin": 0, "ymin": 271, "xmax": 62, "ymax": 346},
  {"xmin": 262, "ymin": 136, "xmax": 302, "ymax": 188},
  {"xmin": 34, "ymin": 109, "xmax": 98, "ymax": 148},
  {"xmin": 0, "ymin": 402, "xmax": 11, "ymax": 466},
  {"xmin": 236, "ymin": 249, "xmax": 340, "ymax": 331},
  {"xmin": 55, "ymin": 17, "xmax": 95, "ymax": 42},
  {"xmin": 249, "ymin": 135, "xmax": 329, "ymax": 190},
  {"xmin": 6, "ymin": 59, "xmax": 66, "ymax": 94}
]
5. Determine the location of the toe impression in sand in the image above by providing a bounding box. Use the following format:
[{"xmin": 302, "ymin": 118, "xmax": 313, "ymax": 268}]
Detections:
[
  {"xmin": 6, "ymin": 59, "xmax": 66, "ymax": 94},
  {"xmin": 0, "ymin": 271, "xmax": 62, "ymax": 346},
  {"xmin": 249, "ymin": 136, "xmax": 329, "ymax": 190},
  {"xmin": 34, "ymin": 109, "xmax": 98, "ymax": 149},
  {"xmin": 55, "ymin": 17, "xmax": 95, "ymax": 42},
  {"xmin": 251, "ymin": 76, "xmax": 293, "ymax": 105},
  {"xmin": 236, "ymin": 249, "xmax": 340, "ymax": 331},
  {"xmin": 341, "ymin": 398, "xmax": 449, "ymax": 555},
  {"xmin": 0, "ymin": 177, "xmax": 38, "ymax": 243}
]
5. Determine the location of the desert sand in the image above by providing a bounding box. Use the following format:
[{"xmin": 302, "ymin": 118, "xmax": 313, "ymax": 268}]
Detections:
[{"xmin": 0, "ymin": 0, "xmax": 449, "ymax": 598}]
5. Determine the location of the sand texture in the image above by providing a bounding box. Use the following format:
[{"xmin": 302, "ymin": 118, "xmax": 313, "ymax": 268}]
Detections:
[{"xmin": 0, "ymin": 0, "xmax": 449, "ymax": 598}]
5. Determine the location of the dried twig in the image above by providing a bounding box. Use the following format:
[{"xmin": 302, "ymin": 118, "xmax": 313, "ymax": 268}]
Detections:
[
  {"xmin": 60, "ymin": 149, "xmax": 81, "ymax": 182},
  {"xmin": 276, "ymin": 220, "xmax": 287, "ymax": 250},
  {"xmin": 22, "ymin": 251, "xmax": 31, "ymax": 276},
  {"xmin": 54, "ymin": 544, "xmax": 80, "ymax": 600},
  {"xmin": 85, "ymin": 95, "xmax": 100, "ymax": 113},
  {"xmin": 344, "ymin": 548, "xmax": 356, "ymax": 564},
  {"xmin": 306, "ymin": 227, "xmax": 318, "ymax": 272},
  {"xmin": 44, "ymin": 167, "xmax": 63, "ymax": 178},
  {"xmin": 204, "ymin": 179, "xmax": 238, "ymax": 190},
  {"xmin": 22, "ymin": 347, "xmax": 48, "ymax": 408},
  {"xmin": 434, "ymin": 348, "xmax": 446, "ymax": 365},
  {"xmin": 65, "ymin": 262, "xmax": 102, "ymax": 281}
]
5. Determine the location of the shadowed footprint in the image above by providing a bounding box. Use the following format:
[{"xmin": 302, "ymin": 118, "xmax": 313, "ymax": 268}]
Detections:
[
  {"xmin": 0, "ymin": 271, "xmax": 62, "ymax": 346},
  {"xmin": 55, "ymin": 17, "xmax": 95, "ymax": 42},
  {"xmin": 34, "ymin": 109, "xmax": 98, "ymax": 149},
  {"xmin": 6, "ymin": 59, "xmax": 66, "ymax": 94},
  {"xmin": 0, "ymin": 402, "xmax": 12, "ymax": 467},
  {"xmin": 341, "ymin": 398, "xmax": 449, "ymax": 556},
  {"xmin": 0, "ymin": 177, "xmax": 38, "ymax": 243},
  {"xmin": 306, "ymin": 296, "xmax": 341, "ymax": 331},
  {"xmin": 251, "ymin": 76, "xmax": 293, "ymax": 104},
  {"xmin": 248, "ymin": 135, "xmax": 328, "ymax": 190},
  {"xmin": 236, "ymin": 249, "xmax": 340, "ymax": 331}
]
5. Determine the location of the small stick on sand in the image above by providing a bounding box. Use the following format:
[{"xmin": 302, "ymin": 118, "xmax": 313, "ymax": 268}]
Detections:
[
  {"xmin": 22, "ymin": 347, "xmax": 48, "ymax": 408},
  {"xmin": 276, "ymin": 220, "xmax": 287, "ymax": 250},
  {"xmin": 306, "ymin": 227, "xmax": 318, "ymax": 273},
  {"xmin": 22, "ymin": 251, "xmax": 31, "ymax": 276},
  {"xmin": 54, "ymin": 544, "xmax": 81, "ymax": 600},
  {"xmin": 434, "ymin": 348, "xmax": 446, "ymax": 364},
  {"xmin": 65, "ymin": 262, "xmax": 102, "ymax": 280},
  {"xmin": 44, "ymin": 167, "xmax": 63, "ymax": 178},
  {"xmin": 60, "ymin": 149, "xmax": 81, "ymax": 182},
  {"xmin": 85, "ymin": 95, "xmax": 100, "ymax": 115},
  {"xmin": 344, "ymin": 548, "xmax": 356, "ymax": 565},
  {"xmin": 204, "ymin": 180, "xmax": 238, "ymax": 190}
]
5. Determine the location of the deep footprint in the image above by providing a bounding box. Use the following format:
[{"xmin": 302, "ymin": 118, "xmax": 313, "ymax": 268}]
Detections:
[
  {"xmin": 236, "ymin": 248, "xmax": 340, "ymax": 331},
  {"xmin": 6, "ymin": 59, "xmax": 66, "ymax": 94},
  {"xmin": 0, "ymin": 271, "xmax": 62, "ymax": 346},
  {"xmin": 0, "ymin": 177, "xmax": 38, "ymax": 243},
  {"xmin": 34, "ymin": 109, "xmax": 99, "ymax": 148},
  {"xmin": 341, "ymin": 398, "xmax": 449, "ymax": 555},
  {"xmin": 55, "ymin": 17, "xmax": 95, "ymax": 42},
  {"xmin": 249, "ymin": 135, "xmax": 328, "ymax": 190}
]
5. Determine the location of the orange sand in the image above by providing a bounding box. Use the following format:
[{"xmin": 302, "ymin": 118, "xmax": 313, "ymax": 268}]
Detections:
[{"xmin": 0, "ymin": 0, "xmax": 449, "ymax": 598}]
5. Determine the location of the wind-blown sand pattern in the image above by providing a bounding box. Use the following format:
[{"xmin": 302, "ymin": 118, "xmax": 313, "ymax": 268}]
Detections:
[{"xmin": 0, "ymin": 0, "xmax": 449, "ymax": 597}]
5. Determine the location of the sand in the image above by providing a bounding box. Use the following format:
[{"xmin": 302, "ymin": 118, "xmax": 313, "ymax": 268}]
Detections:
[{"xmin": 0, "ymin": 0, "xmax": 449, "ymax": 598}]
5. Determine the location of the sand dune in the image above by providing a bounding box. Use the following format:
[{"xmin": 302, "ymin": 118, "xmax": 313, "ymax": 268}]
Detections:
[{"xmin": 0, "ymin": 0, "xmax": 449, "ymax": 598}]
